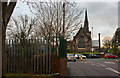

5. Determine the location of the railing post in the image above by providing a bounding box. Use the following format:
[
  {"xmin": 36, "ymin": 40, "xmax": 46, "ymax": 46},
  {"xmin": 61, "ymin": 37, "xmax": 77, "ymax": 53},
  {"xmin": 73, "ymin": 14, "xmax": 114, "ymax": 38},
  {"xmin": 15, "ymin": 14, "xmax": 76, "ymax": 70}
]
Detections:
[{"xmin": 0, "ymin": 1, "xmax": 2, "ymax": 77}]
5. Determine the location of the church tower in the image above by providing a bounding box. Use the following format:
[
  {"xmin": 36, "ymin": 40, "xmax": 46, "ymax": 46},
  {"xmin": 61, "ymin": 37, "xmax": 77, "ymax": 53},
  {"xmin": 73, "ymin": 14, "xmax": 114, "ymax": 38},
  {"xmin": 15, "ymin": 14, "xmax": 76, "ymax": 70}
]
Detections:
[
  {"xmin": 69, "ymin": 9, "xmax": 92, "ymax": 53},
  {"xmin": 84, "ymin": 9, "xmax": 89, "ymax": 32}
]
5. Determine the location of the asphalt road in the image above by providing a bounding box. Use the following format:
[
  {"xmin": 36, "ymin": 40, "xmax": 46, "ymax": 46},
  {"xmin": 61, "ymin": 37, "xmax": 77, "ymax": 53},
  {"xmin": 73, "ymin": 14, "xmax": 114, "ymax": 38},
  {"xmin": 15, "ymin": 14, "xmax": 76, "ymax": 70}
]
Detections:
[{"xmin": 67, "ymin": 58, "xmax": 120, "ymax": 76}]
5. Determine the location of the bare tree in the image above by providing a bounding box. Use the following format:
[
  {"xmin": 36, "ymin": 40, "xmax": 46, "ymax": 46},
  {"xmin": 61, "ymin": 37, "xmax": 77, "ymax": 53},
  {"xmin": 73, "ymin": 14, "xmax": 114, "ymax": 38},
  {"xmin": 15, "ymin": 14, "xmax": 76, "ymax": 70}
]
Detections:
[
  {"xmin": 24, "ymin": 0, "xmax": 83, "ymax": 56},
  {"xmin": 19, "ymin": 0, "xmax": 83, "ymax": 56},
  {"xmin": 6, "ymin": 15, "xmax": 36, "ymax": 40},
  {"xmin": 26, "ymin": 0, "xmax": 83, "ymax": 40},
  {"xmin": 1, "ymin": 0, "xmax": 17, "ymax": 77}
]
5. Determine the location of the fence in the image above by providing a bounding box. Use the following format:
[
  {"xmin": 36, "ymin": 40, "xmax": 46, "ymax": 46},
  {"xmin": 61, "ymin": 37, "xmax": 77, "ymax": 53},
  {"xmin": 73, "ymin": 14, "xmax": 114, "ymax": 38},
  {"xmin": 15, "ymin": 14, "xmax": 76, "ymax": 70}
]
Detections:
[
  {"xmin": 5, "ymin": 35, "xmax": 67, "ymax": 75},
  {"xmin": 5, "ymin": 38, "xmax": 57, "ymax": 74}
]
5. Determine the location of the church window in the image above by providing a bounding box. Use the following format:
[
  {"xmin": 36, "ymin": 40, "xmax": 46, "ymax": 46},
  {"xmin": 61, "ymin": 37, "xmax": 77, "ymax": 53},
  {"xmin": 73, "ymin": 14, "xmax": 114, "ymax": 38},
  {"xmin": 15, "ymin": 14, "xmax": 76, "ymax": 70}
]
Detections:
[
  {"xmin": 78, "ymin": 42, "xmax": 85, "ymax": 48},
  {"xmin": 80, "ymin": 35, "xmax": 84, "ymax": 38},
  {"xmin": 76, "ymin": 39, "xmax": 78, "ymax": 43}
]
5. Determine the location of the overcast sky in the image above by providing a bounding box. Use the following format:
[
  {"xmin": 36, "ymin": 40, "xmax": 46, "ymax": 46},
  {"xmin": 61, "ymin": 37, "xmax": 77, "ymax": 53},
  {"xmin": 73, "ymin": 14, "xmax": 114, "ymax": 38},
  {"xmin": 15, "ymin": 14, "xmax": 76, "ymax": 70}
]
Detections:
[
  {"xmin": 11, "ymin": 0, "xmax": 119, "ymax": 42},
  {"xmin": 76, "ymin": 2, "xmax": 118, "ymax": 40}
]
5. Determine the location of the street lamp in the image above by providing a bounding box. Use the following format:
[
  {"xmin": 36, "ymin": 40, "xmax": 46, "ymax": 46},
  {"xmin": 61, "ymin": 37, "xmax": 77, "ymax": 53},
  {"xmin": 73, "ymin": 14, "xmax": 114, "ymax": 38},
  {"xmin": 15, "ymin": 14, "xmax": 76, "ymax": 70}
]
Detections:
[{"xmin": 91, "ymin": 27, "xmax": 94, "ymax": 54}]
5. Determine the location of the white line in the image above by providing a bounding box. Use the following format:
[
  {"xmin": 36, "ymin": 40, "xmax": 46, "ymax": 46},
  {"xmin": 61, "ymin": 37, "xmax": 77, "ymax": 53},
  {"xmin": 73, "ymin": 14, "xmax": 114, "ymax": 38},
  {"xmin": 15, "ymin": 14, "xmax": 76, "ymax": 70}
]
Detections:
[
  {"xmin": 106, "ymin": 67, "xmax": 120, "ymax": 74},
  {"xmin": 98, "ymin": 63, "xmax": 105, "ymax": 67},
  {"xmin": 91, "ymin": 64, "xmax": 95, "ymax": 65},
  {"xmin": 104, "ymin": 62, "xmax": 115, "ymax": 64}
]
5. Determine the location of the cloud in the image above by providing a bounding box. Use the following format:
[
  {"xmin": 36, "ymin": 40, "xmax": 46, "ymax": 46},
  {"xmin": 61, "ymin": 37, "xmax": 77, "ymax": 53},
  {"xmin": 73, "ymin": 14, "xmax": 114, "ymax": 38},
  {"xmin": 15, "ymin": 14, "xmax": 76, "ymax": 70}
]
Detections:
[{"xmin": 76, "ymin": 2, "xmax": 118, "ymax": 38}]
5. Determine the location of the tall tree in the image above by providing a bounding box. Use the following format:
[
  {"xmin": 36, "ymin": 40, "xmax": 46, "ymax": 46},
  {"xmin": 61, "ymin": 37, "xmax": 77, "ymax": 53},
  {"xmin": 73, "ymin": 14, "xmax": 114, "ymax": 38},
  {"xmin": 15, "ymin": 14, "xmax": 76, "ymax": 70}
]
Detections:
[
  {"xmin": 26, "ymin": 0, "xmax": 83, "ymax": 40},
  {"xmin": 1, "ymin": 0, "xmax": 17, "ymax": 77},
  {"xmin": 113, "ymin": 28, "xmax": 120, "ymax": 43},
  {"xmin": 102, "ymin": 38, "xmax": 112, "ymax": 52},
  {"xmin": 112, "ymin": 28, "xmax": 120, "ymax": 56},
  {"xmin": 26, "ymin": 0, "xmax": 83, "ymax": 56}
]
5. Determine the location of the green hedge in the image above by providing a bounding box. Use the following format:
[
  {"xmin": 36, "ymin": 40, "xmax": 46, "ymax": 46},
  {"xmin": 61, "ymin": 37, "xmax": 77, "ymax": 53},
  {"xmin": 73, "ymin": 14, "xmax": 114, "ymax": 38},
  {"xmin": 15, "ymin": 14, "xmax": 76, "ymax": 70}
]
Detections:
[
  {"xmin": 5, "ymin": 73, "xmax": 60, "ymax": 78},
  {"xmin": 67, "ymin": 52, "xmax": 104, "ymax": 54}
]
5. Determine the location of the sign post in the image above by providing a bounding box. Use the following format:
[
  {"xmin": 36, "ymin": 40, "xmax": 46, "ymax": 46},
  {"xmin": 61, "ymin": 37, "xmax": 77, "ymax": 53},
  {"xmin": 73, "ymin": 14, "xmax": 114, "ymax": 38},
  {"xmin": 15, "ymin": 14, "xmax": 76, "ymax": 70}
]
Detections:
[
  {"xmin": 0, "ymin": 1, "xmax": 2, "ymax": 78},
  {"xmin": 91, "ymin": 48, "xmax": 94, "ymax": 53}
]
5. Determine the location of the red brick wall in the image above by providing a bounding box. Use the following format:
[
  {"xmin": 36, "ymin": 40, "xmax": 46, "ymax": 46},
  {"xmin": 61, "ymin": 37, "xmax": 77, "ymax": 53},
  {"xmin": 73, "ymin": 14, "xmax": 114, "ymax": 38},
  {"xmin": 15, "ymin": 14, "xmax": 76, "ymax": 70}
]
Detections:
[
  {"xmin": 51, "ymin": 58, "xmax": 67, "ymax": 76},
  {"xmin": 59, "ymin": 58, "xmax": 67, "ymax": 76},
  {"xmin": 51, "ymin": 58, "xmax": 60, "ymax": 73}
]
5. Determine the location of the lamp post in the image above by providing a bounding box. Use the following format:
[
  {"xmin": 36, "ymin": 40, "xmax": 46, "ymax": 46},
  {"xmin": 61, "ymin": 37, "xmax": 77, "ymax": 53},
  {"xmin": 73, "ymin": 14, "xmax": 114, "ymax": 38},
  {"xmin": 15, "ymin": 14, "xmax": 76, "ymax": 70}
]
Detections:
[{"xmin": 91, "ymin": 27, "xmax": 94, "ymax": 54}]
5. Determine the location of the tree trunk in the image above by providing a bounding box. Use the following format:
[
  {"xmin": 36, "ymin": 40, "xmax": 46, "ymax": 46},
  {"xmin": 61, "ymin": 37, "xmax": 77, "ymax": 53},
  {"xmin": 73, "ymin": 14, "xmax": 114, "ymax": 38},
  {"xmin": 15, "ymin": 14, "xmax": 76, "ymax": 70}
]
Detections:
[
  {"xmin": 1, "ymin": 1, "xmax": 17, "ymax": 77},
  {"xmin": 2, "ymin": 25, "xmax": 6, "ymax": 77},
  {"xmin": 0, "ymin": 1, "xmax": 2, "ymax": 78},
  {"xmin": 63, "ymin": 2, "xmax": 65, "ymax": 38}
]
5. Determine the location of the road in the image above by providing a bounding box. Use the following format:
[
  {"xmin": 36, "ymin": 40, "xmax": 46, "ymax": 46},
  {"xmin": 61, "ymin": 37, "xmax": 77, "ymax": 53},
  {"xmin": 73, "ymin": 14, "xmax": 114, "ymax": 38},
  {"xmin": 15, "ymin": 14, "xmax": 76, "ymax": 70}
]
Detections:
[{"xmin": 67, "ymin": 58, "xmax": 120, "ymax": 77}]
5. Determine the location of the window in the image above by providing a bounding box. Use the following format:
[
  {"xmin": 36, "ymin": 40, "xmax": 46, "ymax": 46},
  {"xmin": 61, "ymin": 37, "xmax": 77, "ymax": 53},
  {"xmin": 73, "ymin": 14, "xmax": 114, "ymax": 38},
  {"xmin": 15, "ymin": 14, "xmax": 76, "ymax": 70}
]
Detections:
[
  {"xmin": 80, "ymin": 35, "xmax": 84, "ymax": 38},
  {"xmin": 78, "ymin": 42, "xmax": 85, "ymax": 48}
]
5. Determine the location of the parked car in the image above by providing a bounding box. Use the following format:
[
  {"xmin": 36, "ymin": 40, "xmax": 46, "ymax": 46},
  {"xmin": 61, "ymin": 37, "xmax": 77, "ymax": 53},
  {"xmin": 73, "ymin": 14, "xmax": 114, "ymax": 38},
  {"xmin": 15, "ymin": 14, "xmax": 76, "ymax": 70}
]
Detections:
[
  {"xmin": 88, "ymin": 54, "xmax": 100, "ymax": 58},
  {"xmin": 75, "ymin": 54, "xmax": 86, "ymax": 59},
  {"xmin": 104, "ymin": 53, "xmax": 118, "ymax": 59},
  {"xmin": 67, "ymin": 54, "xmax": 76, "ymax": 62}
]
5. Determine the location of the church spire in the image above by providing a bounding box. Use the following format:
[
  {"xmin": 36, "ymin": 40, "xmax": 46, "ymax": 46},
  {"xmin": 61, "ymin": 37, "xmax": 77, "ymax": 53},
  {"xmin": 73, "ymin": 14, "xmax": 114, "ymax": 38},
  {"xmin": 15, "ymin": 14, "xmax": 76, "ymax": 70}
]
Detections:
[
  {"xmin": 84, "ymin": 9, "xmax": 89, "ymax": 32},
  {"xmin": 85, "ymin": 9, "xmax": 88, "ymax": 21}
]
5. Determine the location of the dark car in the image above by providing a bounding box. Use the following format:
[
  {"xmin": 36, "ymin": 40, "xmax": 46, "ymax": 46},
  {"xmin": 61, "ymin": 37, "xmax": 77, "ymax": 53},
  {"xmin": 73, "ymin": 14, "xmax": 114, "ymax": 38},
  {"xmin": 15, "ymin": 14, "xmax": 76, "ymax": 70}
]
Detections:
[
  {"xmin": 67, "ymin": 54, "xmax": 76, "ymax": 62},
  {"xmin": 88, "ymin": 54, "xmax": 100, "ymax": 58},
  {"xmin": 104, "ymin": 53, "xmax": 118, "ymax": 59}
]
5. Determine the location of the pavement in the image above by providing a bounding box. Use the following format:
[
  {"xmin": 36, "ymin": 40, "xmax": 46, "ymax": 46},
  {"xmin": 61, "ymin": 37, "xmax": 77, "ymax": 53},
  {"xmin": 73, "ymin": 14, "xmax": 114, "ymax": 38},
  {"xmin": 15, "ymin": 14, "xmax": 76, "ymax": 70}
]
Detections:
[{"xmin": 67, "ymin": 58, "xmax": 120, "ymax": 76}]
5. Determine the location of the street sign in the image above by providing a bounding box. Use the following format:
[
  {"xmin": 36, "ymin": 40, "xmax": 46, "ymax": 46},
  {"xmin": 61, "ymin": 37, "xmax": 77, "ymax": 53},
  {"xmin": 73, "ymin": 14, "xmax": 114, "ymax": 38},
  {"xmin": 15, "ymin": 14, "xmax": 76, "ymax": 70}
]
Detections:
[{"xmin": 0, "ymin": 1, "xmax": 2, "ymax": 78}]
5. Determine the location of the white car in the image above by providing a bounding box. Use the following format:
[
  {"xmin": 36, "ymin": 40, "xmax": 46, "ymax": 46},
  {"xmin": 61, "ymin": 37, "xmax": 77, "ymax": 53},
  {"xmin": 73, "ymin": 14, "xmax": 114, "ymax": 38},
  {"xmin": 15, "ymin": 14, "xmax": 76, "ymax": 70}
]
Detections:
[{"xmin": 75, "ymin": 54, "xmax": 86, "ymax": 59}]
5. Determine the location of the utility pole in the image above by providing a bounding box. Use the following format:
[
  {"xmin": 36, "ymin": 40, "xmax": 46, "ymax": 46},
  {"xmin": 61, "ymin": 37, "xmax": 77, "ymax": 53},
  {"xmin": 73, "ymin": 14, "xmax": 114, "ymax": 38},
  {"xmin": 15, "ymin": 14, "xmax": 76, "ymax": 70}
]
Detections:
[
  {"xmin": 91, "ymin": 27, "xmax": 93, "ymax": 54},
  {"xmin": 0, "ymin": 1, "xmax": 2, "ymax": 78},
  {"xmin": 98, "ymin": 33, "xmax": 101, "ymax": 52}
]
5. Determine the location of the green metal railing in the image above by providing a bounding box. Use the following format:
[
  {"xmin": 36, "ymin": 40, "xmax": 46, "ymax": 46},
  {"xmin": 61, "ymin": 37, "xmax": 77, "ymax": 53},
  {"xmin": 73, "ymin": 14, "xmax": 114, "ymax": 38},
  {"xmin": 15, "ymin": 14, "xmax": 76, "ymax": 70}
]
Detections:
[
  {"xmin": 5, "ymin": 38, "xmax": 52, "ymax": 74},
  {"xmin": 5, "ymin": 35, "xmax": 67, "ymax": 74}
]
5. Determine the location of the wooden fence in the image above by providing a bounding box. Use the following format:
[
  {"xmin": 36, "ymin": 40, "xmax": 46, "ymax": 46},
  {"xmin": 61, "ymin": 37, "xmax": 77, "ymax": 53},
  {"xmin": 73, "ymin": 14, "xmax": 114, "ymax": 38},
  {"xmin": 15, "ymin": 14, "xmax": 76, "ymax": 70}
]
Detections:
[{"xmin": 5, "ymin": 38, "xmax": 57, "ymax": 74}]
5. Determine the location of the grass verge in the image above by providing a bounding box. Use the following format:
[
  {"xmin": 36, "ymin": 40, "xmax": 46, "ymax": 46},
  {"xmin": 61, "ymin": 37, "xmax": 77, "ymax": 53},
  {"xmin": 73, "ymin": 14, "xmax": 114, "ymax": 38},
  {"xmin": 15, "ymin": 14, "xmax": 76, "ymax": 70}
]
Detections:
[
  {"xmin": 67, "ymin": 52, "xmax": 104, "ymax": 54},
  {"xmin": 5, "ymin": 73, "xmax": 60, "ymax": 78}
]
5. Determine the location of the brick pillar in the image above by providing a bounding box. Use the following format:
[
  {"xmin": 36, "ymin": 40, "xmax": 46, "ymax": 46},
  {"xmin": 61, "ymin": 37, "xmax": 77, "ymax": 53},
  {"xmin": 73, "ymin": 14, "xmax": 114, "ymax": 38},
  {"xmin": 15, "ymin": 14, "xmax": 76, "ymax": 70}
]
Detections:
[
  {"xmin": 59, "ymin": 58, "xmax": 67, "ymax": 76},
  {"xmin": 0, "ymin": 1, "xmax": 2, "ymax": 78}
]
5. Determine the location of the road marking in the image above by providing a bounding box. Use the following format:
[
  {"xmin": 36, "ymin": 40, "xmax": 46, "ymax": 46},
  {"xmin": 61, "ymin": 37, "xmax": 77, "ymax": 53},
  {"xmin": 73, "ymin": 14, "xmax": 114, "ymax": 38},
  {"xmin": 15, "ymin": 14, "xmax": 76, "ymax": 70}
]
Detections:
[
  {"xmin": 104, "ymin": 62, "xmax": 115, "ymax": 64},
  {"xmin": 98, "ymin": 63, "xmax": 105, "ymax": 67},
  {"xmin": 91, "ymin": 64, "xmax": 95, "ymax": 65},
  {"xmin": 106, "ymin": 67, "xmax": 120, "ymax": 74}
]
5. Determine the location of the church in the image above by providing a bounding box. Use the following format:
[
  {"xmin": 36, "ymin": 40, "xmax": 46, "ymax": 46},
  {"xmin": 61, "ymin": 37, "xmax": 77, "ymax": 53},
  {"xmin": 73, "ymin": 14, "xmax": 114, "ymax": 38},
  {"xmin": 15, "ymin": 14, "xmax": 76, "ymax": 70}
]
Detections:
[{"xmin": 67, "ymin": 9, "xmax": 92, "ymax": 53}]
